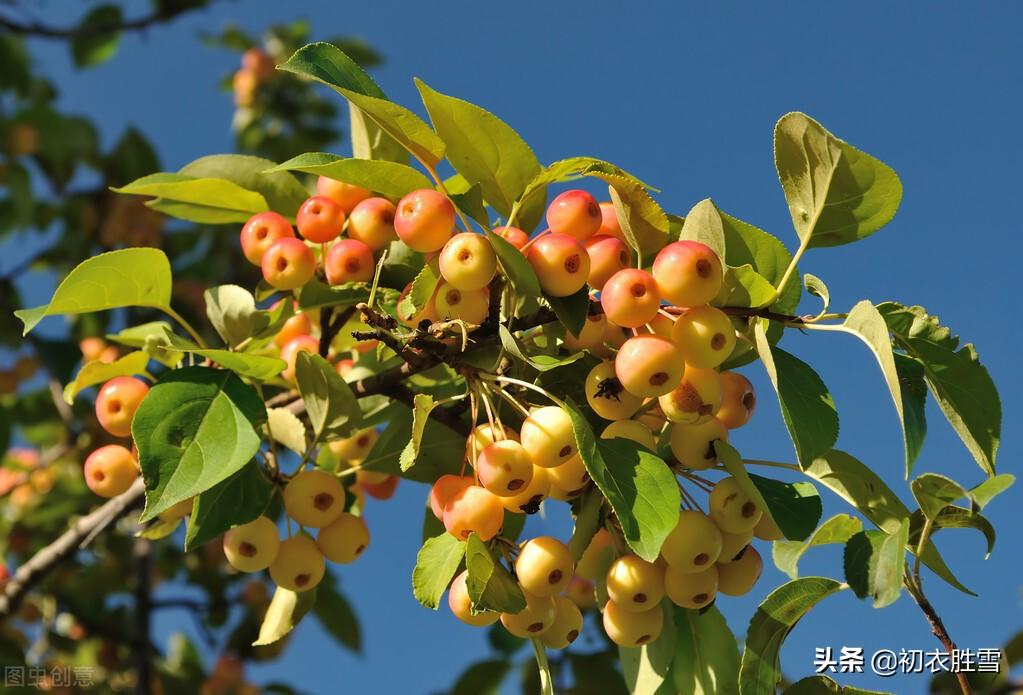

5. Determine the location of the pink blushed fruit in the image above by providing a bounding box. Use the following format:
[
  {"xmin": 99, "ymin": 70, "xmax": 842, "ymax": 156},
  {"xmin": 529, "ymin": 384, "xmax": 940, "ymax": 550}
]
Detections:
[
  {"xmin": 600, "ymin": 269, "xmax": 661, "ymax": 328},
  {"xmin": 526, "ymin": 233, "xmax": 590, "ymax": 297},
  {"xmin": 584, "ymin": 235, "xmax": 632, "ymax": 290},
  {"xmin": 261, "ymin": 238, "xmax": 315, "ymax": 291},
  {"xmin": 296, "ymin": 195, "xmax": 345, "ymax": 244},
  {"xmin": 325, "ymin": 238, "xmax": 375, "ymax": 286},
  {"xmin": 651, "ymin": 241, "xmax": 723, "ymax": 307},
  {"xmin": 394, "ymin": 189, "xmax": 456, "ymax": 253},
  {"xmin": 546, "ymin": 190, "xmax": 601, "ymax": 240},
  {"xmin": 240, "ymin": 212, "xmax": 295, "ymax": 266},
  {"xmin": 347, "ymin": 197, "xmax": 398, "ymax": 251}
]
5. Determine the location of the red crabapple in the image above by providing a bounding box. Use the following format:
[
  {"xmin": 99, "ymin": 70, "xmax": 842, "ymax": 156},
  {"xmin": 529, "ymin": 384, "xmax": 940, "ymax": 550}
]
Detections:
[
  {"xmin": 476, "ymin": 440, "xmax": 535, "ymax": 497},
  {"xmin": 433, "ymin": 283, "xmax": 490, "ymax": 325},
  {"xmin": 394, "ymin": 189, "xmax": 456, "ymax": 252},
  {"xmin": 283, "ymin": 469, "xmax": 346, "ymax": 528},
  {"xmin": 493, "ymin": 225, "xmax": 529, "ymax": 250},
  {"xmin": 651, "ymin": 240, "xmax": 723, "ymax": 307},
  {"xmin": 671, "ymin": 305, "xmax": 736, "ymax": 369},
  {"xmin": 585, "ymin": 360, "xmax": 642, "ymax": 421},
  {"xmin": 525, "ymin": 233, "xmax": 590, "ymax": 297},
  {"xmin": 316, "ymin": 176, "xmax": 372, "ymax": 214},
  {"xmin": 223, "ymin": 516, "xmax": 280, "ymax": 572},
  {"xmin": 240, "ymin": 212, "xmax": 295, "ymax": 266},
  {"xmin": 584, "ymin": 235, "xmax": 632, "ymax": 290},
  {"xmin": 717, "ymin": 371, "xmax": 756, "ymax": 429},
  {"xmin": 83, "ymin": 445, "xmax": 138, "ymax": 498},
  {"xmin": 658, "ymin": 365, "xmax": 723, "ymax": 425},
  {"xmin": 669, "ymin": 417, "xmax": 728, "ymax": 470},
  {"xmin": 443, "ymin": 485, "xmax": 504, "ymax": 541},
  {"xmin": 280, "ymin": 335, "xmax": 318, "ymax": 384},
  {"xmin": 598, "ymin": 201, "xmax": 625, "ymax": 241},
  {"xmin": 261, "ymin": 238, "xmax": 316, "ymax": 291},
  {"xmin": 546, "ymin": 189, "xmax": 601, "ymax": 240},
  {"xmin": 614, "ymin": 334, "xmax": 685, "ymax": 399},
  {"xmin": 316, "ymin": 512, "xmax": 370, "ymax": 563},
  {"xmin": 296, "ymin": 195, "xmax": 345, "ymax": 243},
  {"xmin": 269, "ymin": 534, "xmax": 325, "ymax": 592},
  {"xmin": 325, "ymin": 238, "xmax": 374, "ymax": 286},
  {"xmin": 357, "ymin": 472, "xmax": 398, "ymax": 500},
  {"xmin": 439, "ymin": 233, "xmax": 497, "ymax": 291},
  {"xmin": 430, "ymin": 474, "xmax": 475, "ymax": 520},
  {"xmin": 95, "ymin": 376, "xmax": 149, "ymax": 438},
  {"xmin": 600, "ymin": 268, "xmax": 661, "ymax": 328},
  {"xmin": 347, "ymin": 197, "xmax": 397, "ymax": 251},
  {"xmin": 272, "ymin": 301, "xmax": 311, "ymax": 348}
]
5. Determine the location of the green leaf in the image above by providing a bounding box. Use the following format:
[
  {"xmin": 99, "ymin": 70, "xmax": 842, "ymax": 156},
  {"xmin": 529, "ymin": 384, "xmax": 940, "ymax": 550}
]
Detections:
[
  {"xmin": 877, "ymin": 302, "xmax": 1000, "ymax": 476},
  {"xmin": 774, "ymin": 112, "xmax": 902, "ymax": 248},
  {"xmin": 134, "ymin": 367, "xmax": 266, "ymax": 522},
  {"xmin": 893, "ymin": 354, "xmax": 927, "ymax": 469},
  {"xmin": 568, "ymin": 488, "xmax": 604, "ymax": 563},
  {"xmin": 621, "ymin": 602, "xmax": 676, "ymax": 695},
  {"xmin": 349, "ymin": 101, "xmax": 409, "ymax": 164},
  {"xmin": 358, "ymin": 401, "xmax": 463, "ymax": 483},
  {"xmin": 398, "ymin": 393, "xmax": 436, "ymax": 472},
  {"xmin": 106, "ymin": 321, "xmax": 181, "ymax": 367},
  {"xmin": 412, "ymin": 533, "xmax": 466, "ymax": 610},
  {"xmin": 803, "ymin": 274, "xmax": 830, "ymax": 317},
  {"xmin": 449, "ymin": 181, "xmax": 490, "ymax": 228},
  {"xmin": 499, "ymin": 325, "xmax": 582, "ymax": 372},
  {"xmin": 598, "ymin": 175, "xmax": 668, "ymax": 257},
  {"xmin": 748, "ymin": 474, "xmax": 822, "ymax": 542},
  {"xmin": 970, "ymin": 473, "xmax": 1014, "ymax": 510},
  {"xmin": 71, "ymin": 5, "xmax": 122, "ymax": 68},
  {"xmin": 267, "ymin": 407, "xmax": 308, "ymax": 455},
  {"xmin": 253, "ymin": 586, "xmax": 317, "ymax": 646},
  {"xmin": 754, "ymin": 322, "xmax": 839, "ymax": 468},
  {"xmin": 716, "ymin": 265, "xmax": 776, "ymax": 309},
  {"xmin": 483, "ymin": 227, "xmax": 541, "ymax": 309},
  {"xmin": 313, "ymin": 577, "xmax": 362, "ymax": 653},
  {"xmin": 279, "ymin": 43, "xmax": 445, "ymax": 166},
  {"xmin": 465, "ymin": 533, "xmax": 525, "ymax": 614},
  {"xmin": 908, "ymin": 506, "xmax": 996, "ymax": 559},
  {"xmin": 183, "ymin": 462, "xmax": 271, "ymax": 551},
  {"xmin": 844, "ymin": 520, "xmax": 909, "ymax": 608},
  {"xmin": 398, "ymin": 264, "xmax": 441, "ymax": 324},
  {"xmin": 545, "ymin": 287, "xmax": 590, "ymax": 337},
  {"xmin": 911, "ymin": 473, "xmax": 973, "ymax": 520},
  {"xmin": 516, "ymin": 157, "xmax": 653, "ymax": 219},
  {"xmin": 112, "ymin": 173, "xmax": 268, "ymax": 222},
  {"xmin": 16, "ymin": 248, "xmax": 172, "ymax": 334},
  {"xmin": 297, "ymin": 280, "xmax": 386, "ymax": 313},
  {"xmin": 159, "ymin": 331, "xmax": 287, "ymax": 381},
  {"xmin": 205, "ymin": 284, "xmax": 286, "ymax": 349},
  {"xmin": 267, "ymin": 152, "xmax": 433, "ymax": 201},
  {"xmin": 674, "ymin": 606, "xmax": 741, "ymax": 695},
  {"xmin": 739, "ymin": 577, "xmax": 844, "ymax": 695},
  {"xmin": 679, "ymin": 199, "xmax": 725, "ymax": 261},
  {"xmin": 718, "ymin": 209, "xmax": 801, "ymax": 314},
  {"xmin": 63, "ymin": 350, "xmax": 150, "ymax": 404},
  {"xmin": 295, "ymin": 352, "xmax": 362, "ymax": 438},
  {"xmin": 567, "ymin": 402, "xmax": 680, "ymax": 562},
  {"xmin": 784, "ymin": 676, "xmax": 891, "ymax": 695},
  {"xmin": 416, "ymin": 79, "xmax": 543, "ymax": 230},
  {"xmin": 137, "ymin": 517, "xmax": 182, "ymax": 540},
  {"xmin": 772, "ymin": 514, "xmax": 862, "ymax": 580},
  {"xmin": 178, "ymin": 154, "xmax": 309, "ymax": 218}
]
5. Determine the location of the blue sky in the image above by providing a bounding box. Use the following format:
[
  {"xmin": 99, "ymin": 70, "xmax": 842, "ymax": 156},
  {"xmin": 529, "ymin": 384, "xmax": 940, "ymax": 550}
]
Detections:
[{"xmin": 6, "ymin": 1, "xmax": 1021, "ymax": 693}]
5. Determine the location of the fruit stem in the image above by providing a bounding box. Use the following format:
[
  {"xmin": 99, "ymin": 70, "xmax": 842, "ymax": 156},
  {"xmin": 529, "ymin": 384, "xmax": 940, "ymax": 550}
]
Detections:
[
  {"xmin": 482, "ymin": 374, "xmax": 567, "ymax": 410},
  {"xmin": 163, "ymin": 306, "xmax": 207, "ymax": 349},
  {"xmin": 486, "ymin": 382, "xmax": 531, "ymax": 418},
  {"xmin": 736, "ymin": 459, "xmax": 801, "ymax": 472}
]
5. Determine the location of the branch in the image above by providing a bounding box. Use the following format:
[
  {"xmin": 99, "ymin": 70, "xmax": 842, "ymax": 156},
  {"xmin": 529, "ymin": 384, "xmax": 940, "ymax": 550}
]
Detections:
[
  {"xmin": 0, "ymin": 3, "xmax": 205, "ymax": 39},
  {"xmin": 0, "ymin": 478, "xmax": 145, "ymax": 618},
  {"xmin": 905, "ymin": 572, "xmax": 974, "ymax": 695},
  {"xmin": 133, "ymin": 537, "xmax": 153, "ymax": 695}
]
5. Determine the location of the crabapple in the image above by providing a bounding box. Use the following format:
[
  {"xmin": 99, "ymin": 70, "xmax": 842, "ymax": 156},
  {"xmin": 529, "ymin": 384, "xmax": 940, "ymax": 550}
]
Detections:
[
  {"xmin": 671, "ymin": 305, "xmax": 736, "ymax": 369},
  {"xmin": 716, "ymin": 546, "xmax": 762, "ymax": 596},
  {"xmin": 500, "ymin": 590, "xmax": 557, "ymax": 638},
  {"xmin": 335, "ymin": 358, "xmax": 354, "ymax": 379},
  {"xmin": 328, "ymin": 428, "xmax": 378, "ymax": 464},
  {"xmin": 448, "ymin": 569, "xmax": 499, "ymax": 627},
  {"xmin": 563, "ymin": 311, "xmax": 608, "ymax": 354},
  {"xmin": 223, "ymin": 516, "xmax": 280, "ymax": 572},
  {"xmin": 651, "ymin": 240, "xmax": 723, "ymax": 307},
  {"xmin": 95, "ymin": 376, "xmax": 149, "ymax": 438},
  {"xmin": 269, "ymin": 534, "xmax": 325, "ymax": 592},
  {"xmin": 604, "ymin": 321, "xmax": 631, "ymax": 351},
  {"xmin": 317, "ymin": 512, "xmax": 370, "ymax": 563},
  {"xmin": 565, "ymin": 576, "xmax": 597, "ymax": 610},
  {"xmin": 325, "ymin": 238, "xmax": 374, "ymax": 285},
  {"xmin": 79, "ymin": 337, "xmax": 107, "ymax": 362},
  {"xmin": 541, "ymin": 596, "xmax": 584, "ymax": 649},
  {"xmin": 606, "ymin": 555, "xmax": 665, "ymax": 612},
  {"xmin": 516, "ymin": 536, "xmax": 573, "ymax": 596},
  {"xmin": 433, "ymin": 283, "xmax": 489, "ymax": 325},
  {"xmin": 394, "ymin": 189, "xmax": 456, "ymax": 252},
  {"xmin": 357, "ymin": 471, "xmax": 398, "ymax": 500},
  {"xmin": 430, "ymin": 474, "xmax": 475, "ymax": 520},
  {"xmin": 296, "ymin": 195, "xmax": 345, "ymax": 244},
  {"xmin": 717, "ymin": 371, "xmax": 757, "ymax": 429},
  {"xmin": 648, "ymin": 312, "xmax": 674, "ymax": 338},
  {"xmin": 614, "ymin": 334, "xmax": 685, "ymax": 399},
  {"xmin": 576, "ymin": 528, "xmax": 612, "ymax": 580},
  {"xmin": 233, "ymin": 69, "xmax": 257, "ymax": 107},
  {"xmin": 520, "ymin": 406, "xmax": 577, "ymax": 468},
  {"xmin": 280, "ymin": 335, "xmax": 319, "ymax": 384},
  {"xmin": 476, "ymin": 440, "xmax": 534, "ymax": 497},
  {"xmin": 525, "ymin": 233, "xmax": 590, "ymax": 297},
  {"xmin": 601, "ymin": 269, "xmax": 661, "ymax": 328},
  {"xmin": 316, "ymin": 176, "xmax": 372, "ymax": 214},
  {"xmin": 272, "ymin": 301, "xmax": 312, "ymax": 348},
  {"xmin": 602, "ymin": 600, "xmax": 663, "ymax": 647},
  {"xmin": 158, "ymin": 498, "xmax": 194, "ymax": 522},
  {"xmin": 347, "ymin": 197, "xmax": 397, "ymax": 251},
  {"xmin": 439, "ymin": 232, "xmax": 497, "ymax": 291},
  {"xmin": 669, "ymin": 417, "xmax": 728, "ymax": 470},
  {"xmin": 261, "ymin": 238, "xmax": 316, "ymax": 291},
  {"xmin": 465, "ymin": 423, "xmax": 519, "ymax": 465},
  {"xmin": 83, "ymin": 445, "xmax": 138, "ymax": 498},
  {"xmin": 499, "ymin": 465, "xmax": 550, "ymax": 514},
  {"xmin": 444, "ymin": 485, "xmax": 504, "ymax": 541},
  {"xmin": 546, "ymin": 189, "xmax": 601, "ymax": 240},
  {"xmin": 658, "ymin": 365, "xmax": 723, "ymax": 425},
  {"xmin": 754, "ymin": 514, "xmax": 784, "ymax": 541},
  {"xmin": 709, "ymin": 477, "xmax": 763, "ymax": 534},
  {"xmin": 664, "ymin": 564, "xmax": 718, "ymax": 609},
  {"xmin": 493, "ymin": 225, "xmax": 528, "ymax": 250},
  {"xmin": 283, "ymin": 469, "xmax": 345, "ymax": 528},
  {"xmin": 597, "ymin": 201, "xmax": 625, "ymax": 241},
  {"xmin": 546, "ymin": 454, "xmax": 590, "ymax": 498},
  {"xmin": 397, "ymin": 280, "xmax": 440, "ymax": 328},
  {"xmin": 660, "ymin": 510, "xmax": 723, "ymax": 572},
  {"xmin": 241, "ymin": 47, "xmax": 274, "ymax": 80},
  {"xmin": 601, "ymin": 419, "xmax": 657, "ymax": 451},
  {"xmin": 240, "ymin": 212, "xmax": 295, "ymax": 266},
  {"xmin": 585, "ymin": 360, "xmax": 642, "ymax": 421},
  {"xmin": 584, "ymin": 235, "xmax": 632, "ymax": 290},
  {"xmin": 718, "ymin": 528, "xmax": 754, "ymax": 563}
]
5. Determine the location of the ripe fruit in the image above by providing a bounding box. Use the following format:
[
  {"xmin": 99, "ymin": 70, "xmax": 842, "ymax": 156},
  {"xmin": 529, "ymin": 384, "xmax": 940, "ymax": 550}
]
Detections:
[
  {"xmin": 223, "ymin": 517, "xmax": 280, "ymax": 572},
  {"xmin": 296, "ymin": 195, "xmax": 345, "ymax": 243},
  {"xmin": 606, "ymin": 555, "xmax": 665, "ymax": 612},
  {"xmin": 525, "ymin": 233, "xmax": 590, "ymax": 297},
  {"xmin": 493, "ymin": 225, "xmax": 528, "ymax": 249},
  {"xmin": 83, "ymin": 445, "xmax": 138, "ymax": 498},
  {"xmin": 325, "ymin": 238, "xmax": 374, "ymax": 285},
  {"xmin": 434, "ymin": 284, "xmax": 490, "ymax": 325},
  {"xmin": 233, "ymin": 69, "xmax": 258, "ymax": 107},
  {"xmin": 658, "ymin": 366, "xmax": 723, "ymax": 425},
  {"xmin": 669, "ymin": 417, "xmax": 729, "ymax": 470},
  {"xmin": 651, "ymin": 241, "xmax": 723, "ymax": 306},
  {"xmin": 754, "ymin": 514, "xmax": 784, "ymax": 541},
  {"xmin": 280, "ymin": 335, "xmax": 319, "ymax": 384},
  {"xmin": 159, "ymin": 498, "xmax": 194, "ymax": 522},
  {"xmin": 717, "ymin": 371, "xmax": 757, "ymax": 429},
  {"xmin": 601, "ymin": 420, "xmax": 657, "ymax": 451},
  {"xmin": 347, "ymin": 197, "xmax": 397, "ymax": 251},
  {"xmin": 563, "ymin": 311, "xmax": 608, "ymax": 354},
  {"xmin": 602, "ymin": 600, "xmax": 663, "ymax": 647},
  {"xmin": 394, "ymin": 189, "xmax": 456, "ymax": 252},
  {"xmin": 718, "ymin": 529, "xmax": 755, "ymax": 563},
  {"xmin": 317, "ymin": 512, "xmax": 370, "ymax": 563},
  {"xmin": 79, "ymin": 337, "xmax": 107, "ymax": 362},
  {"xmin": 500, "ymin": 466, "xmax": 551, "ymax": 514},
  {"xmin": 429, "ymin": 474, "xmax": 475, "ymax": 520},
  {"xmin": 664, "ymin": 564, "xmax": 718, "ymax": 609},
  {"xmin": 439, "ymin": 232, "xmax": 497, "ymax": 291},
  {"xmin": 95, "ymin": 376, "xmax": 150, "ymax": 438},
  {"xmin": 476, "ymin": 440, "xmax": 534, "ymax": 497},
  {"xmin": 584, "ymin": 235, "xmax": 632, "ymax": 290},
  {"xmin": 597, "ymin": 202, "xmax": 625, "ymax": 241},
  {"xmin": 546, "ymin": 454, "xmax": 590, "ymax": 498},
  {"xmin": 240, "ymin": 212, "xmax": 295, "ymax": 266},
  {"xmin": 500, "ymin": 589, "xmax": 557, "ymax": 637},
  {"xmin": 269, "ymin": 534, "xmax": 325, "ymax": 592},
  {"xmin": 316, "ymin": 176, "xmax": 372, "ymax": 214},
  {"xmin": 585, "ymin": 360, "xmax": 642, "ymax": 421},
  {"xmin": 283, "ymin": 469, "xmax": 346, "ymax": 528},
  {"xmin": 520, "ymin": 406, "xmax": 577, "ymax": 468},
  {"xmin": 516, "ymin": 536, "xmax": 573, "ymax": 596},
  {"xmin": 709, "ymin": 477, "xmax": 763, "ymax": 534},
  {"xmin": 358, "ymin": 472, "xmax": 398, "ymax": 500},
  {"xmin": 328, "ymin": 428, "xmax": 378, "ymax": 464},
  {"xmin": 241, "ymin": 47, "xmax": 275, "ymax": 80},
  {"xmin": 449, "ymin": 569, "xmax": 499, "ymax": 627},
  {"xmin": 716, "ymin": 546, "xmax": 762, "ymax": 596},
  {"xmin": 465, "ymin": 423, "xmax": 519, "ymax": 465},
  {"xmin": 444, "ymin": 486, "xmax": 504, "ymax": 541},
  {"xmin": 660, "ymin": 510, "xmax": 723, "ymax": 572},
  {"xmin": 272, "ymin": 302, "xmax": 311, "ymax": 348},
  {"xmin": 671, "ymin": 306, "xmax": 736, "ymax": 369},
  {"xmin": 614, "ymin": 334, "xmax": 685, "ymax": 399},
  {"xmin": 565, "ymin": 576, "xmax": 596, "ymax": 611},
  {"xmin": 541, "ymin": 596, "xmax": 584, "ymax": 649},
  {"xmin": 546, "ymin": 189, "xmax": 601, "ymax": 240},
  {"xmin": 262, "ymin": 238, "xmax": 316, "ymax": 291},
  {"xmin": 601, "ymin": 269, "xmax": 661, "ymax": 328}
]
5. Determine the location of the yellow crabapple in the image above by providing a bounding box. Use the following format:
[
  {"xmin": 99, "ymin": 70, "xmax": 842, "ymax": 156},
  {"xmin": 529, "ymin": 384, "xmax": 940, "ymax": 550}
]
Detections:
[
  {"xmin": 239, "ymin": 212, "xmax": 295, "ymax": 266},
  {"xmin": 316, "ymin": 176, "xmax": 372, "ymax": 214},
  {"xmin": 652, "ymin": 240, "xmax": 723, "ymax": 307},
  {"xmin": 500, "ymin": 465, "xmax": 551, "ymax": 514},
  {"xmin": 283, "ymin": 469, "xmax": 346, "ymax": 528},
  {"xmin": 95, "ymin": 376, "xmax": 149, "ymax": 438},
  {"xmin": 516, "ymin": 536, "xmax": 573, "ymax": 596},
  {"xmin": 718, "ymin": 528, "xmax": 755, "ymax": 563},
  {"xmin": 280, "ymin": 335, "xmax": 319, "ymax": 384},
  {"xmin": 476, "ymin": 440, "xmax": 535, "ymax": 497},
  {"xmin": 439, "ymin": 232, "xmax": 497, "ymax": 291},
  {"xmin": 669, "ymin": 417, "xmax": 729, "ymax": 470},
  {"xmin": 546, "ymin": 454, "xmax": 590, "ymax": 498},
  {"xmin": 709, "ymin": 477, "xmax": 763, "ymax": 534},
  {"xmin": 83, "ymin": 445, "xmax": 138, "ymax": 498},
  {"xmin": 520, "ymin": 406, "xmax": 577, "ymax": 468},
  {"xmin": 601, "ymin": 419, "xmax": 657, "ymax": 451},
  {"xmin": 465, "ymin": 422, "xmax": 519, "ymax": 465},
  {"xmin": 444, "ymin": 485, "xmax": 504, "ymax": 541},
  {"xmin": 296, "ymin": 195, "xmax": 345, "ymax": 244},
  {"xmin": 664, "ymin": 564, "xmax": 718, "ymax": 609},
  {"xmin": 606, "ymin": 555, "xmax": 665, "ymax": 612},
  {"xmin": 671, "ymin": 306, "xmax": 736, "ymax": 369},
  {"xmin": 754, "ymin": 514, "xmax": 784, "ymax": 541},
  {"xmin": 717, "ymin": 371, "xmax": 757, "ymax": 429},
  {"xmin": 716, "ymin": 546, "xmax": 763, "ymax": 596},
  {"xmin": 241, "ymin": 47, "xmax": 275, "ymax": 80},
  {"xmin": 585, "ymin": 360, "xmax": 643, "ymax": 421},
  {"xmin": 317, "ymin": 512, "xmax": 370, "ymax": 563},
  {"xmin": 394, "ymin": 189, "xmax": 456, "ymax": 252},
  {"xmin": 660, "ymin": 510, "xmax": 723, "ymax": 572},
  {"xmin": 546, "ymin": 189, "xmax": 602, "ymax": 240},
  {"xmin": 448, "ymin": 569, "xmax": 499, "ymax": 627},
  {"xmin": 648, "ymin": 312, "xmax": 674, "ymax": 338},
  {"xmin": 602, "ymin": 600, "xmax": 663, "ymax": 647},
  {"xmin": 563, "ymin": 310, "xmax": 609, "ymax": 354},
  {"xmin": 597, "ymin": 201, "xmax": 624, "ymax": 241},
  {"xmin": 347, "ymin": 197, "xmax": 397, "ymax": 251},
  {"xmin": 575, "ymin": 528, "xmax": 613, "ymax": 580},
  {"xmin": 223, "ymin": 516, "xmax": 280, "ymax": 572},
  {"xmin": 79, "ymin": 337, "xmax": 107, "ymax": 362},
  {"xmin": 233, "ymin": 68, "xmax": 258, "ymax": 107},
  {"xmin": 500, "ymin": 589, "xmax": 557, "ymax": 637},
  {"xmin": 526, "ymin": 233, "xmax": 590, "ymax": 297},
  {"xmin": 565, "ymin": 576, "xmax": 597, "ymax": 610},
  {"xmin": 614, "ymin": 334, "xmax": 685, "ymax": 399},
  {"xmin": 269, "ymin": 534, "xmax": 325, "ymax": 592},
  {"xmin": 158, "ymin": 498, "xmax": 194, "ymax": 522},
  {"xmin": 584, "ymin": 235, "xmax": 632, "ymax": 290},
  {"xmin": 433, "ymin": 283, "xmax": 490, "ymax": 325},
  {"xmin": 604, "ymin": 321, "xmax": 631, "ymax": 351},
  {"xmin": 601, "ymin": 269, "xmax": 661, "ymax": 328},
  {"xmin": 541, "ymin": 596, "xmax": 584, "ymax": 649},
  {"xmin": 658, "ymin": 365, "xmax": 723, "ymax": 425},
  {"xmin": 325, "ymin": 239, "xmax": 374, "ymax": 285},
  {"xmin": 261, "ymin": 238, "xmax": 315, "ymax": 291},
  {"xmin": 430, "ymin": 474, "xmax": 475, "ymax": 520},
  {"xmin": 493, "ymin": 225, "xmax": 529, "ymax": 250},
  {"xmin": 328, "ymin": 427, "xmax": 378, "ymax": 464}
]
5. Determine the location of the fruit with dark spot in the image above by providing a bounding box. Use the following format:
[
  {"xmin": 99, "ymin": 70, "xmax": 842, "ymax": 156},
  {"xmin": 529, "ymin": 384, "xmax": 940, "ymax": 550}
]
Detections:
[
  {"xmin": 602, "ymin": 599, "xmax": 664, "ymax": 647},
  {"xmin": 660, "ymin": 510, "xmax": 723, "ymax": 572},
  {"xmin": 606, "ymin": 555, "xmax": 665, "ymax": 612},
  {"xmin": 283, "ymin": 469, "xmax": 346, "ymax": 528},
  {"xmin": 317, "ymin": 512, "xmax": 370, "ymax": 564},
  {"xmin": 269, "ymin": 534, "xmax": 325, "ymax": 592},
  {"xmin": 515, "ymin": 536, "xmax": 573, "ymax": 597},
  {"xmin": 223, "ymin": 516, "xmax": 280, "ymax": 572}
]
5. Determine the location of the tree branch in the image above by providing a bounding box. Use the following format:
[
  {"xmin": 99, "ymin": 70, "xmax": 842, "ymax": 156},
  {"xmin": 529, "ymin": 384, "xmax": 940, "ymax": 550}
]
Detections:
[
  {"xmin": 0, "ymin": 3, "xmax": 206, "ymax": 39},
  {"xmin": 905, "ymin": 573, "xmax": 974, "ymax": 695},
  {"xmin": 133, "ymin": 537, "xmax": 153, "ymax": 695}
]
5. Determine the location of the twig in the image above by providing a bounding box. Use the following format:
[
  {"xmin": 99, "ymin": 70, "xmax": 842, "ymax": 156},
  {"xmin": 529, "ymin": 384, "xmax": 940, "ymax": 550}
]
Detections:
[
  {"xmin": 904, "ymin": 570, "xmax": 973, "ymax": 695},
  {"xmin": 134, "ymin": 537, "xmax": 153, "ymax": 695},
  {"xmin": 0, "ymin": 3, "xmax": 207, "ymax": 39}
]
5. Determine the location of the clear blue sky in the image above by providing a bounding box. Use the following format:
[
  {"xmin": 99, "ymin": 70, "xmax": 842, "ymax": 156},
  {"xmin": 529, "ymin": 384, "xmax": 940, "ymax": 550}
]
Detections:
[{"xmin": 7, "ymin": 2, "xmax": 1021, "ymax": 693}]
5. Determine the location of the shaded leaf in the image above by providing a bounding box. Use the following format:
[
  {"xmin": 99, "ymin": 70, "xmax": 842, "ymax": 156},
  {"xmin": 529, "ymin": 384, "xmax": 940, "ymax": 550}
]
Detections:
[{"xmin": 412, "ymin": 533, "xmax": 466, "ymax": 610}]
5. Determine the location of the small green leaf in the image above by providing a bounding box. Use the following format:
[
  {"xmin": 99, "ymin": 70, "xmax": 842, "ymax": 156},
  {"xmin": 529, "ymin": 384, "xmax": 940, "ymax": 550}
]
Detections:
[
  {"xmin": 295, "ymin": 352, "xmax": 362, "ymax": 438},
  {"xmin": 159, "ymin": 330, "xmax": 287, "ymax": 380},
  {"xmin": 71, "ymin": 5, "xmax": 122, "ymax": 68},
  {"xmin": 545, "ymin": 287, "xmax": 590, "ymax": 337},
  {"xmin": 674, "ymin": 605, "xmax": 741, "ymax": 695},
  {"xmin": 267, "ymin": 407, "xmax": 307, "ymax": 455},
  {"xmin": 267, "ymin": 152, "xmax": 433, "ymax": 201},
  {"xmin": 599, "ymin": 175, "xmax": 668, "ymax": 257},
  {"xmin": 772, "ymin": 514, "xmax": 863, "ymax": 580},
  {"xmin": 178, "ymin": 154, "xmax": 308, "ymax": 218},
  {"xmin": 314, "ymin": 576, "xmax": 362, "ymax": 653},
  {"xmin": 465, "ymin": 533, "xmax": 525, "ymax": 614},
  {"xmin": 716, "ymin": 265, "xmax": 776, "ymax": 309},
  {"xmin": 137, "ymin": 517, "xmax": 182, "ymax": 540},
  {"xmin": 804, "ymin": 274, "xmax": 830, "ymax": 317},
  {"xmin": 748, "ymin": 474, "xmax": 822, "ymax": 542},
  {"xmin": 63, "ymin": 351, "xmax": 150, "ymax": 404},
  {"xmin": 845, "ymin": 520, "xmax": 909, "ymax": 608},
  {"xmin": 253, "ymin": 585, "xmax": 317, "ymax": 646},
  {"xmin": 784, "ymin": 676, "xmax": 892, "ymax": 695},
  {"xmin": 106, "ymin": 321, "xmax": 181, "ymax": 367},
  {"xmin": 911, "ymin": 473, "xmax": 973, "ymax": 520},
  {"xmin": 449, "ymin": 182, "xmax": 490, "ymax": 228},
  {"xmin": 184, "ymin": 462, "xmax": 271, "ymax": 551},
  {"xmin": 398, "ymin": 264, "xmax": 441, "ymax": 324},
  {"xmin": 679, "ymin": 198, "xmax": 725, "ymax": 261},
  {"xmin": 908, "ymin": 506, "xmax": 996, "ymax": 559},
  {"xmin": 516, "ymin": 157, "xmax": 654, "ymax": 222},
  {"xmin": 499, "ymin": 325, "xmax": 582, "ymax": 372},
  {"xmin": 893, "ymin": 353, "xmax": 928, "ymax": 469},
  {"xmin": 621, "ymin": 602, "xmax": 676, "ymax": 695},
  {"xmin": 719, "ymin": 208, "xmax": 801, "ymax": 314},
  {"xmin": 398, "ymin": 393, "xmax": 436, "ymax": 472},
  {"xmin": 358, "ymin": 401, "xmax": 463, "ymax": 483},
  {"xmin": 297, "ymin": 280, "xmax": 390, "ymax": 313},
  {"xmin": 970, "ymin": 473, "xmax": 1014, "ymax": 510},
  {"xmin": 112, "ymin": 173, "xmax": 268, "ymax": 222},
  {"xmin": 205, "ymin": 285, "xmax": 276, "ymax": 348},
  {"xmin": 568, "ymin": 488, "xmax": 604, "ymax": 563},
  {"xmin": 484, "ymin": 227, "xmax": 541, "ymax": 309},
  {"xmin": 412, "ymin": 533, "xmax": 466, "ymax": 610}
]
